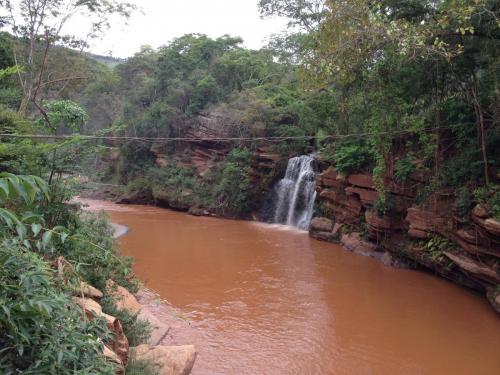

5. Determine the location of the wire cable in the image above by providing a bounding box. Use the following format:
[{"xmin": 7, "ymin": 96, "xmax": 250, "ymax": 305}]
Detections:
[{"xmin": 0, "ymin": 123, "xmax": 473, "ymax": 143}]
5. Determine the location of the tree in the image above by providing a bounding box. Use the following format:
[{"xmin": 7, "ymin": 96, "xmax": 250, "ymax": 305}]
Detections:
[
  {"xmin": 307, "ymin": 0, "xmax": 499, "ymax": 186},
  {"xmin": 39, "ymin": 99, "xmax": 89, "ymax": 183},
  {"xmin": 0, "ymin": 0, "xmax": 135, "ymax": 122},
  {"xmin": 258, "ymin": 0, "xmax": 328, "ymax": 31},
  {"xmin": 259, "ymin": 0, "xmax": 328, "ymax": 64}
]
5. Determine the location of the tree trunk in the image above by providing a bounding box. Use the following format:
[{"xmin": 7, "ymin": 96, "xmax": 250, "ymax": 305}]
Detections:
[{"xmin": 470, "ymin": 76, "xmax": 490, "ymax": 186}]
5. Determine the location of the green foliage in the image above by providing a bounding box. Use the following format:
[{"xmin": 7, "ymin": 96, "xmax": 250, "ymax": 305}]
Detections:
[
  {"xmin": 394, "ymin": 156, "xmax": 415, "ymax": 183},
  {"xmin": 373, "ymin": 195, "xmax": 393, "ymax": 217},
  {"xmin": 61, "ymin": 211, "xmax": 138, "ymax": 292},
  {"xmin": 474, "ymin": 185, "xmax": 500, "ymax": 220},
  {"xmin": 0, "ymin": 243, "xmax": 114, "ymax": 374},
  {"xmin": 0, "ymin": 172, "xmax": 49, "ymax": 205},
  {"xmin": 0, "ymin": 173, "xmax": 138, "ymax": 374},
  {"xmin": 118, "ymin": 141, "xmax": 156, "ymax": 184},
  {"xmin": 423, "ymin": 236, "xmax": 456, "ymax": 263},
  {"xmin": 125, "ymin": 176, "xmax": 153, "ymax": 197},
  {"xmin": 332, "ymin": 138, "xmax": 373, "ymax": 175},
  {"xmin": 213, "ymin": 148, "xmax": 254, "ymax": 215},
  {"xmin": 126, "ymin": 358, "xmax": 159, "ymax": 375},
  {"xmin": 187, "ymin": 75, "xmax": 220, "ymax": 115},
  {"xmin": 271, "ymin": 124, "xmax": 308, "ymax": 156},
  {"xmin": 147, "ymin": 164, "xmax": 202, "ymax": 208},
  {"xmin": 101, "ymin": 297, "xmax": 151, "ymax": 347},
  {"xmin": 124, "ymin": 147, "xmax": 260, "ymax": 216},
  {"xmin": 43, "ymin": 100, "xmax": 89, "ymax": 131}
]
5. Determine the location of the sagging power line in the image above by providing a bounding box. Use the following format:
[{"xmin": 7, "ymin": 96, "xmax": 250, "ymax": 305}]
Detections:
[{"xmin": 0, "ymin": 123, "xmax": 471, "ymax": 144}]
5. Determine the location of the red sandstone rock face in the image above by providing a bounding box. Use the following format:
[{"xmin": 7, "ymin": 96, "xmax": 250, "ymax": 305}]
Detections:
[
  {"xmin": 346, "ymin": 186, "xmax": 378, "ymax": 206},
  {"xmin": 365, "ymin": 210, "xmax": 406, "ymax": 239},
  {"xmin": 455, "ymin": 229, "xmax": 477, "ymax": 243},
  {"xmin": 341, "ymin": 232, "xmax": 377, "ymax": 256},
  {"xmin": 484, "ymin": 218, "xmax": 500, "ymax": 237},
  {"xmin": 319, "ymin": 189, "xmax": 339, "ymax": 202},
  {"xmin": 310, "ymin": 217, "xmax": 334, "ymax": 232},
  {"xmin": 444, "ymin": 252, "xmax": 500, "ymax": 284},
  {"xmin": 386, "ymin": 180, "xmax": 418, "ymax": 198},
  {"xmin": 473, "ymin": 204, "xmax": 490, "ymax": 219},
  {"xmin": 406, "ymin": 207, "xmax": 449, "ymax": 238},
  {"xmin": 409, "ymin": 169, "xmax": 431, "ymax": 183},
  {"xmin": 325, "ymin": 199, "xmax": 362, "ymax": 225},
  {"xmin": 310, "ymin": 217, "xmax": 339, "ymax": 243},
  {"xmin": 321, "ymin": 167, "xmax": 341, "ymax": 188},
  {"xmin": 316, "ymin": 167, "xmax": 365, "ymax": 224},
  {"xmin": 312, "ymin": 160, "xmax": 500, "ymax": 314},
  {"xmin": 347, "ymin": 174, "xmax": 375, "ymax": 189}
]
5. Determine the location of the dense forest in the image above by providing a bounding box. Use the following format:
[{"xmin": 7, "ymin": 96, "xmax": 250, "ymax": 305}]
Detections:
[{"xmin": 0, "ymin": 0, "xmax": 499, "ymax": 373}]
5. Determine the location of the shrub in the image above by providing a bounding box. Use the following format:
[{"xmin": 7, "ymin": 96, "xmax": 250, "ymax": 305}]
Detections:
[
  {"xmin": 394, "ymin": 156, "xmax": 415, "ymax": 182},
  {"xmin": 126, "ymin": 358, "xmax": 159, "ymax": 375},
  {"xmin": 5, "ymin": 191, "xmax": 138, "ymax": 294},
  {"xmin": 422, "ymin": 235, "xmax": 458, "ymax": 263},
  {"xmin": 100, "ymin": 297, "xmax": 151, "ymax": 347},
  {"xmin": 148, "ymin": 164, "xmax": 199, "ymax": 204},
  {"xmin": 474, "ymin": 185, "xmax": 500, "ymax": 220},
  {"xmin": 117, "ymin": 141, "xmax": 156, "ymax": 184},
  {"xmin": 270, "ymin": 124, "xmax": 308, "ymax": 156},
  {"xmin": 213, "ymin": 147, "xmax": 254, "ymax": 215},
  {"xmin": 0, "ymin": 243, "xmax": 114, "ymax": 374},
  {"xmin": 52, "ymin": 211, "xmax": 138, "ymax": 293},
  {"xmin": 442, "ymin": 144, "xmax": 484, "ymax": 188},
  {"xmin": 332, "ymin": 138, "xmax": 373, "ymax": 175},
  {"xmin": 126, "ymin": 176, "xmax": 153, "ymax": 197},
  {"xmin": 374, "ymin": 194, "xmax": 393, "ymax": 216}
]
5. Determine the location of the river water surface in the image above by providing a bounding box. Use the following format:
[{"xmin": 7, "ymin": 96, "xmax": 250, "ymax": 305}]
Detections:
[{"xmin": 85, "ymin": 200, "xmax": 500, "ymax": 375}]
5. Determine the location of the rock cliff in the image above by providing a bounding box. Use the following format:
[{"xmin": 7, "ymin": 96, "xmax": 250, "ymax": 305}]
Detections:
[{"xmin": 311, "ymin": 160, "xmax": 500, "ymax": 313}]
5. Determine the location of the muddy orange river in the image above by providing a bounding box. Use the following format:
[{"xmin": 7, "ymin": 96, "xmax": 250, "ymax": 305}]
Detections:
[{"xmin": 83, "ymin": 199, "xmax": 500, "ymax": 375}]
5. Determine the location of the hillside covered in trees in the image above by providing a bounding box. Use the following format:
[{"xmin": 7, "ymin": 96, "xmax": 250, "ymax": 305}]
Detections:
[{"xmin": 0, "ymin": 0, "xmax": 499, "ymax": 373}]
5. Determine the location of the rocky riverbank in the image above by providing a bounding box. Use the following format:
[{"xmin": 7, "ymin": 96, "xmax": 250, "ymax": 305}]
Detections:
[
  {"xmin": 72, "ymin": 278, "xmax": 197, "ymax": 375},
  {"xmin": 70, "ymin": 198, "xmax": 199, "ymax": 374},
  {"xmin": 309, "ymin": 161, "xmax": 500, "ymax": 314}
]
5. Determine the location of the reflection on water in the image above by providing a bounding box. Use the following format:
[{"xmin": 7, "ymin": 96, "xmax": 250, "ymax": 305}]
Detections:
[{"xmin": 82, "ymin": 199, "xmax": 500, "ymax": 375}]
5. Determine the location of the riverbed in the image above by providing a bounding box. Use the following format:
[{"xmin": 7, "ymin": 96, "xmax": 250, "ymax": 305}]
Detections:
[{"xmin": 82, "ymin": 199, "xmax": 500, "ymax": 375}]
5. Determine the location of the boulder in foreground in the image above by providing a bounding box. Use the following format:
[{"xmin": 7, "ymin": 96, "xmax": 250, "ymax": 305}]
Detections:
[
  {"xmin": 131, "ymin": 344, "xmax": 197, "ymax": 375},
  {"xmin": 106, "ymin": 279, "xmax": 142, "ymax": 314}
]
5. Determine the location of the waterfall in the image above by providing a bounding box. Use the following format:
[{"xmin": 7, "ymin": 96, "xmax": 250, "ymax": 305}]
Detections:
[{"xmin": 272, "ymin": 155, "xmax": 317, "ymax": 230}]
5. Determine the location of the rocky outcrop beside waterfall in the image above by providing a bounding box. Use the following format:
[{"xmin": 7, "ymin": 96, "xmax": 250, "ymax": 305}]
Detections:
[
  {"xmin": 311, "ymin": 161, "xmax": 500, "ymax": 314},
  {"xmin": 114, "ymin": 141, "xmax": 285, "ymax": 217}
]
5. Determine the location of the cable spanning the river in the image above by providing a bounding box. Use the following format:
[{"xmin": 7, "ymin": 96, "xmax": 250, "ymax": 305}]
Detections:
[{"xmin": 0, "ymin": 123, "xmax": 473, "ymax": 143}]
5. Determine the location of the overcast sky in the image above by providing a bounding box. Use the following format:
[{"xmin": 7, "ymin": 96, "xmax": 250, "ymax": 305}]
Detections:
[{"xmin": 83, "ymin": 0, "xmax": 288, "ymax": 58}]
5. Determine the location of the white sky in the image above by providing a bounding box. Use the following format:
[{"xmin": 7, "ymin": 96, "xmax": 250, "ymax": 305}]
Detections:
[{"xmin": 82, "ymin": 0, "xmax": 288, "ymax": 58}]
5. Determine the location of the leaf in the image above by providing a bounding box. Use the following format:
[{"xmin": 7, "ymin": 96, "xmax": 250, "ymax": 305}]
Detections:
[
  {"xmin": 31, "ymin": 223, "xmax": 42, "ymax": 237},
  {"xmin": 32, "ymin": 176, "xmax": 50, "ymax": 201},
  {"xmin": 7, "ymin": 178, "xmax": 29, "ymax": 203},
  {"xmin": 52, "ymin": 226, "xmax": 66, "ymax": 233},
  {"xmin": 0, "ymin": 208, "xmax": 22, "ymax": 229},
  {"xmin": 22, "ymin": 212, "xmax": 44, "ymax": 225},
  {"xmin": 42, "ymin": 231, "xmax": 53, "ymax": 249},
  {"xmin": 19, "ymin": 176, "xmax": 38, "ymax": 203},
  {"xmin": 16, "ymin": 224, "xmax": 27, "ymax": 240},
  {"xmin": 0, "ymin": 179, "xmax": 9, "ymax": 199},
  {"xmin": 60, "ymin": 232, "xmax": 69, "ymax": 244}
]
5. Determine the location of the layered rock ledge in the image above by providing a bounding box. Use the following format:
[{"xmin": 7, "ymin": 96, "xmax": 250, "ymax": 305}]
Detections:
[{"xmin": 311, "ymin": 161, "xmax": 500, "ymax": 314}]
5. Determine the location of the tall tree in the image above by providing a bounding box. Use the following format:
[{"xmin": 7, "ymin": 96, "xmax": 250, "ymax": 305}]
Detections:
[{"xmin": 0, "ymin": 0, "xmax": 134, "ymax": 124}]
